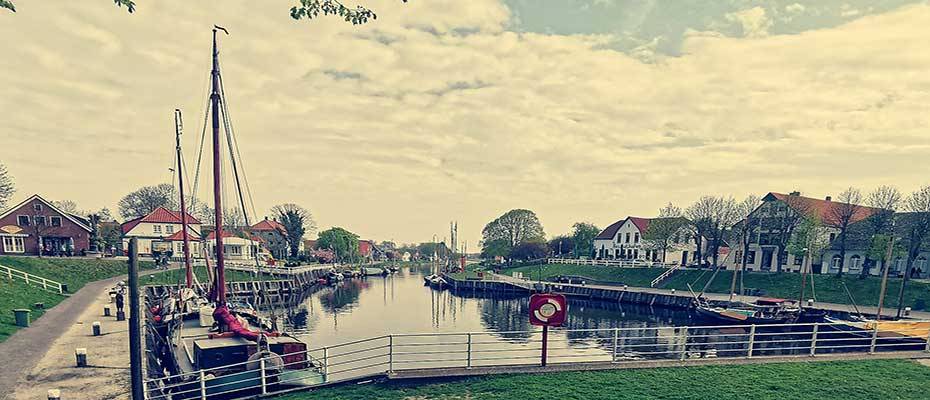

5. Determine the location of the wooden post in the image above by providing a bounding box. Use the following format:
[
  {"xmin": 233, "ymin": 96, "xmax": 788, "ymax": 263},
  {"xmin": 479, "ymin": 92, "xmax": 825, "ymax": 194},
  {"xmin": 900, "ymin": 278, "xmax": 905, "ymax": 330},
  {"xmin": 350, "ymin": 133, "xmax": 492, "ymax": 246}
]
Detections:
[
  {"xmin": 75, "ymin": 348, "xmax": 87, "ymax": 367},
  {"xmin": 92, "ymin": 321, "xmax": 101, "ymax": 336},
  {"xmin": 541, "ymin": 325, "xmax": 549, "ymax": 367},
  {"xmin": 129, "ymin": 238, "xmax": 144, "ymax": 400}
]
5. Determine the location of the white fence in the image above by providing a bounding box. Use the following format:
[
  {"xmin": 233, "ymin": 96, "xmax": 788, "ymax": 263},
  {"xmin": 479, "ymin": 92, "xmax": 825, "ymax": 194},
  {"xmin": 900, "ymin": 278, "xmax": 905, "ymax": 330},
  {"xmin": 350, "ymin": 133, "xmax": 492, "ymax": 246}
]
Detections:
[
  {"xmin": 0, "ymin": 264, "xmax": 64, "ymax": 293},
  {"xmin": 547, "ymin": 258, "xmax": 678, "ymax": 269},
  {"xmin": 143, "ymin": 321, "xmax": 930, "ymax": 400}
]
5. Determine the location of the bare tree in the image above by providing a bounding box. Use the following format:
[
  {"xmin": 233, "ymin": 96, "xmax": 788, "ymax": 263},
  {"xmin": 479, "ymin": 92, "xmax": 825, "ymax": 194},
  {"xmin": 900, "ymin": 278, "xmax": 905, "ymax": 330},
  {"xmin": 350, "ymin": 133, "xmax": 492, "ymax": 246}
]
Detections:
[
  {"xmin": 863, "ymin": 185, "xmax": 902, "ymax": 276},
  {"xmin": 729, "ymin": 195, "xmax": 761, "ymax": 297},
  {"xmin": 271, "ymin": 203, "xmax": 317, "ymax": 258},
  {"xmin": 686, "ymin": 197, "xmax": 718, "ymax": 267},
  {"xmin": 118, "ymin": 183, "xmax": 178, "ymax": 220},
  {"xmin": 0, "ymin": 162, "xmax": 14, "ymax": 211},
  {"xmin": 829, "ymin": 187, "xmax": 863, "ymax": 276},
  {"xmin": 769, "ymin": 193, "xmax": 813, "ymax": 272},
  {"xmin": 895, "ymin": 185, "xmax": 930, "ymax": 317},
  {"xmin": 643, "ymin": 203, "xmax": 687, "ymax": 263}
]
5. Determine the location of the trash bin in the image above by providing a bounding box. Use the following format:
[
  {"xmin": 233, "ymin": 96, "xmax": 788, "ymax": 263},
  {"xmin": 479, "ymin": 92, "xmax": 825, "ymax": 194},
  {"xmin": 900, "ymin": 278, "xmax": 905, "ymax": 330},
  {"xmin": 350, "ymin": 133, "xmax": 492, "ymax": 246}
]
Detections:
[{"xmin": 13, "ymin": 309, "xmax": 30, "ymax": 327}]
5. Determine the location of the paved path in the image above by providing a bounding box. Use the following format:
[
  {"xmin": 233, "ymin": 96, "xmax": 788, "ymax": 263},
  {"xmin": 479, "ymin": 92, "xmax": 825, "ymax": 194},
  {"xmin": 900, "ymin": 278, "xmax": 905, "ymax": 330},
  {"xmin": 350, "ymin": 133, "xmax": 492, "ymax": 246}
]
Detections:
[
  {"xmin": 0, "ymin": 275, "xmax": 125, "ymax": 400},
  {"xmin": 490, "ymin": 272, "xmax": 930, "ymax": 320}
]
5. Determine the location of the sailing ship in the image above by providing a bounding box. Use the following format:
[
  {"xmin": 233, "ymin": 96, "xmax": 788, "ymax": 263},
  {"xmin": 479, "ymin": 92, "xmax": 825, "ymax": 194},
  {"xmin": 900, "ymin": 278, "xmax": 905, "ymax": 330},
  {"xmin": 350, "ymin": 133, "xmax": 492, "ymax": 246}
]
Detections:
[{"xmin": 145, "ymin": 27, "xmax": 324, "ymax": 399}]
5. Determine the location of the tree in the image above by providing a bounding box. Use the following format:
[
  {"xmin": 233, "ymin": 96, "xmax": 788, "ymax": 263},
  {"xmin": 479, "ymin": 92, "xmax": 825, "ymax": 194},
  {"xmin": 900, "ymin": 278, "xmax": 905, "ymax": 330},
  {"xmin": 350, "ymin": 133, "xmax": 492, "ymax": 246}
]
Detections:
[
  {"xmin": 895, "ymin": 185, "xmax": 930, "ymax": 317},
  {"xmin": 643, "ymin": 203, "xmax": 688, "ymax": 263},
  {"xmin": 570, "ymin": 222, "xmax": 599, "ymax": 258},
  {"xmin": 548, "ymin": 235, "xmax": 574, "ymax": 257},
  {"xmin": 118, "ymin": 183, "xmax": 177, "ymax": 220},
  {"xmin": 481, "ymin": 209, "xmax": 545, "ymax": 256},
  {"xmin": 317, "ymin": 227, "xmax": 360, "ymax": 263},
  {"xmin": 0, "ymin": 162, "xmax": 14, "ymax": 211},
  {"xmin": 769, "ymin": 192, "xmax": 813, "ymax": 272},
  {"xmin": 863, "ymin": 185, "xmax": 902, "ymax": 276},
  {"xmin": 510, "ymin": 241, "xmax": 548, "ymax": 261},
  {"xmin": 829, "ymin": 187, "xmax": 863, "ymax": 276},
  {"xmin": 787, "ymin": 216, "xmax": 830, "ymax": 265},
  {"xmin": 271, "ymin": 203, "xmax": 317, "ymax": 258}
]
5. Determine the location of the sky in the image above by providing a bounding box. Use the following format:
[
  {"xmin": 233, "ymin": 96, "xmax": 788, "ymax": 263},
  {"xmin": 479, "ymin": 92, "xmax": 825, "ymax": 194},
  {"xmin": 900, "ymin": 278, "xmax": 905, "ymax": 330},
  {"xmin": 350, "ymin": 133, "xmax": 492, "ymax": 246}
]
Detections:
[{"xmin": 1, "ymin": 0, "xmax": 929, "ymax": 248}]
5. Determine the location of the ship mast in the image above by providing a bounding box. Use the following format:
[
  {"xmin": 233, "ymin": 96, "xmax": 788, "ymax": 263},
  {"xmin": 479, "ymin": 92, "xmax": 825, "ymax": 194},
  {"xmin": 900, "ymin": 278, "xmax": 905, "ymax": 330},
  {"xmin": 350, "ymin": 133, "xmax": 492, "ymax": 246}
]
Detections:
[
  {"xmin": 211, "ymin": 26, "xmax": 228, "ymax": 305},
  {"xmin": 175, "ymin": 109, "xmax": 193, "ymax": 288}
]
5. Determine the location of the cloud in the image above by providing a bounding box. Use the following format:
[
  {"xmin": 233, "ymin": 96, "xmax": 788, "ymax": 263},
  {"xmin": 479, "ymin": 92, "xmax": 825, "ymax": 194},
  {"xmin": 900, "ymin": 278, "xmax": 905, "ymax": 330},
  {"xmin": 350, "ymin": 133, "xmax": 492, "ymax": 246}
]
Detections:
[{"xmin": 1, "ymin": 1, "xmax": 930, "ymax": 245}]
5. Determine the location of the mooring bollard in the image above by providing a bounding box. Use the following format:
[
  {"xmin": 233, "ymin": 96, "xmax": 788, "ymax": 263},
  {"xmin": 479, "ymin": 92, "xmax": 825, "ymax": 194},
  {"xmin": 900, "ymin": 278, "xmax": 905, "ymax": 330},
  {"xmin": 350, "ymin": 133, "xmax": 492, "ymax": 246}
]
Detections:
[
  {"xmin": 904, "ymin": 307, "xmax": 912, "ymax": 317},
  {"xmin": 103, "ymin": 306, "xmax": 111, "ymax": 317},
  {"xmin": 47, "ymin": 389, "xmax": 61, "ymax": 400},
  {"xmin": 671, "ymin": 289, "xmax": 676, "ymax": 294},
  {"xmin": 75, "ymin": 348, "xmax": 87, "ymax": 367},
  {"xmin": 116, "ymin": 311, "xmax": 126, "ymax": 321},
  {"xmin": 808, "ymin": 299, "xmax": 814, "ymax": 307},
  {"xmin": 92, "ymin": 321, "xmax": 101, "ymax": 336}
]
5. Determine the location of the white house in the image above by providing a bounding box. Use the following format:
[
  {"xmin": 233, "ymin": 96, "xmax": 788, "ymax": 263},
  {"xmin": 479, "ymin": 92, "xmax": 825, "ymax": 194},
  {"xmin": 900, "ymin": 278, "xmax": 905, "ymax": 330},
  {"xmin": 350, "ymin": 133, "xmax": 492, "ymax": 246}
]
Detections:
[
  {"xmin": 205, "ymin": 231, "xmax": 270, "ymax": 262},
  {"xmin": 121, "ymin": 207, "xmax": 202, "ymax": 256},
  {"xmin": 593, "ymin": 216, "xmax": 719, "ymax": 266}
]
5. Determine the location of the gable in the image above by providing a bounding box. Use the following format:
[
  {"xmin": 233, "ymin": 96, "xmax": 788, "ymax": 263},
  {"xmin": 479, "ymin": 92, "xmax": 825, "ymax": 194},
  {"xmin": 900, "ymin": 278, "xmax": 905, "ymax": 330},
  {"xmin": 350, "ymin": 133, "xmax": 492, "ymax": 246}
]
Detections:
[{"xmin": 0, "ymin": 194, "xmax": 92, "ymax": 232}]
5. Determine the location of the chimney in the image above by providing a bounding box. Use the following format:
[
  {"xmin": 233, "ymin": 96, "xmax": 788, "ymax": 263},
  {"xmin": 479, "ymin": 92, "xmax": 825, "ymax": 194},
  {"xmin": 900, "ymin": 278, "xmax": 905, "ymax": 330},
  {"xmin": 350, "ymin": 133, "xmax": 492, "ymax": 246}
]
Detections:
[
  {"xmin": 825, "ymin": 196, "xmax": 832, "ymax": 202},
  {"xmin": 789, "ymin": 191, "xmax": 801, "ymax": 196}
]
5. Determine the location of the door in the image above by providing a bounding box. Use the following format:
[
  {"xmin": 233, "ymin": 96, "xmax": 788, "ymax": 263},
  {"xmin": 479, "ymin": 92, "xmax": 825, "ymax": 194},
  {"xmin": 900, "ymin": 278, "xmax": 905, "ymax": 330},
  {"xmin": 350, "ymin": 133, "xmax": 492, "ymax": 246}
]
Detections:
[{"xmin": 681, "ymin": 251, "xmax": 688, "ymax": 266}]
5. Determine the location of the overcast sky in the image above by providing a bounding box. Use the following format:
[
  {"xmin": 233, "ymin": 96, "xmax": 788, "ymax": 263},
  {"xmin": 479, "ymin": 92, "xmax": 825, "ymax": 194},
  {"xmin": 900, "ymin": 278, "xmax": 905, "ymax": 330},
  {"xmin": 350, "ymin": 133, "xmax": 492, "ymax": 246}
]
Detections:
[{"xmin": 2, "ymin": 0, "xmax": 929, "ymax": 247}]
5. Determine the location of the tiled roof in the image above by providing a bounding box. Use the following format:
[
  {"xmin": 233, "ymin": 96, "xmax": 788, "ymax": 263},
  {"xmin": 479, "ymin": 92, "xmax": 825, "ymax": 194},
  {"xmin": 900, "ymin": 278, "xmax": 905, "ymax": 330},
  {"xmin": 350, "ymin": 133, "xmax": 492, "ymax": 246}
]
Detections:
[
  {"xmin": 251, "ymin": 219, "xmax": 288, "ymax": 234},
  {"xmin": 766, "ymin": 192, "xmax": 883, "ymax": 227},
  {"xmin": 164, "ymin": 231, "xmax": 200, "ymax": 241},
  {"xmin": 121, "ymin": 207, "xmax": 201, "ymax": 234},
  {"xmin": 206, "ymin": 230, "xmax": 263, "ymax": 243},
  {"xmin": 595, "ymin": 217, "xmax": 651, "ymax": 240}
]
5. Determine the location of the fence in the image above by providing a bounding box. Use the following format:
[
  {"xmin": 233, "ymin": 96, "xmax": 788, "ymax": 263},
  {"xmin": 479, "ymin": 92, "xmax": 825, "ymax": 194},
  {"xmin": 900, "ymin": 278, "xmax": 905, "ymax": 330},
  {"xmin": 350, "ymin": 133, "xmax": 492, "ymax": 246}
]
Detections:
[
  {"xmin": 0, "ymin": 264, "xmax": 64, "ymax": 293},
  {"xmin": 547, "ymin": 258, "xmax": 678, "ymax": 268},
  {"xmin": 143, "ymin": 320, "xmax": 930, "ymax": 400}
]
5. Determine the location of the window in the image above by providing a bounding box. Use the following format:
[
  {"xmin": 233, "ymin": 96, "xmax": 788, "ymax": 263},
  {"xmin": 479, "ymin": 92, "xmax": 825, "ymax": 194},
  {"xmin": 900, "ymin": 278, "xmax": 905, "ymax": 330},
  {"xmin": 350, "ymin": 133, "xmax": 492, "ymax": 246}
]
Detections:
[
  {"xmin": 634, "ymin": 232, "xmax": 640, "ymax": 243},
  {"xmin": 33, "ymin": 203, "xmax": 42, "ymax": 212},
  {"xmin": 794, "ymin": 255, "xmax": 803, "ymax": 266},
  {"xmin": 2, "ymin": 236, "xmax": 25, "ymax": 253},
  {"xmin": 50, "ymin": 216, "xmax": 62, "ymax": 227},
  {"xmin": 633, "ymin": 249, "xmax": 639, "ymax": 259},
  {"xmin": 831, "ymin": 255, "xmax": 842, "ymax": 271},
  {"xmin": 17, "ymin": 216, "xmax": 30, "ymax": 226},
  {"xmin": 746, "ymin": 251, "xmax": 756, "ymax": 264},
  {"xmin": 625, "ymin": 232, "xmax": 631, "ymax": 243},
  {"xmin": 153, "ymin": 225, "xmax": 162, "ymax": 234},
  {"xmin": 166, "ymin": 225, "xmax": 174, "ymax": 234},
  {"xmin": 34, "ymin": 216, "xmax": 46, "ymax": 226},
  {"xmin": 850, "ymin": 255, "xmax": 862, "ymax": 270}
]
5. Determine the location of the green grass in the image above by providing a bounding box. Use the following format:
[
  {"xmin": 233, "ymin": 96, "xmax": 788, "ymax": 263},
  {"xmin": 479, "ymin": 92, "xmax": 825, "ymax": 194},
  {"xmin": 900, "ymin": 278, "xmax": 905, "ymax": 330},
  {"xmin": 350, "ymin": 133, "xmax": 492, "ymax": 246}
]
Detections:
[
  {"xmin": 0, "ymin": 256, "xmax": 155, "ymax": 343},
  {"xmin": 500, "ymin": 264, "xmax": 930, "ymax": 311},
  {"xmin": 279, "ymin": 359, "xmax": 930, "ymax": 400},
  {"xmin": 142, "ymin": 267, "xmax": 274, "ymax": 286}
]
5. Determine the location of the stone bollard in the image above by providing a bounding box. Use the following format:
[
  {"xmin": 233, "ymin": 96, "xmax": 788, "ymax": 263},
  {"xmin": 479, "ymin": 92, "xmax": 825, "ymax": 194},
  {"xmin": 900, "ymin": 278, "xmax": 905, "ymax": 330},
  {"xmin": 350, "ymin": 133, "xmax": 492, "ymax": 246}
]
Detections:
[
  {"xmin": 116, "ymin": 311, "xmax": 126, "ymax": 321},
  {"xmin": 904, "ymin": 307, "xmax": 912, "ymax": 317},
  {"xmin": 807, "ymin": 299, "xmax": 815, "ymax": 307},
  {"xmin": 671, "ymin": 289, "xmax": 676, "ymax": 294},
  {"xmin": 92, "ymin": 321, "xmax": 101, "ymax": 336},
  {"xmin": 47, "ymin": 389, "xmax": 61, "ymax": 400},
  {"xmin": 622, "ymin": 285, "xmax": 628, "ymax": 290},
  {"xmin": 75, "ymin": 348, "xmax": 87, "ymax": 367},
  {"xmin": 103, "ymin": 306, "xmax": 111, "ymax": 317}
]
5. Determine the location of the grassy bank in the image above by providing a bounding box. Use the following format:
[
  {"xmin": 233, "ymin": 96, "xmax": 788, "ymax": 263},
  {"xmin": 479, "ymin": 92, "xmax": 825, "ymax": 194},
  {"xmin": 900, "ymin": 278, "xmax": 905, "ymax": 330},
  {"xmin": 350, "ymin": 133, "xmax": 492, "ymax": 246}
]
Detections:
[
  {"xmin": 0, "ymin": 256, "xmax": 155, "ymax": 343},
  {"xmin": 279, "ymin": 359, "xmax": 930, "ymax": 400},
  {"xmin": 502, "ymin": 263, "xmax": 930, "ymax": 311},
  {"xmin": 143, "ymin": 267, "xmax": 275, "ymax": 286}
]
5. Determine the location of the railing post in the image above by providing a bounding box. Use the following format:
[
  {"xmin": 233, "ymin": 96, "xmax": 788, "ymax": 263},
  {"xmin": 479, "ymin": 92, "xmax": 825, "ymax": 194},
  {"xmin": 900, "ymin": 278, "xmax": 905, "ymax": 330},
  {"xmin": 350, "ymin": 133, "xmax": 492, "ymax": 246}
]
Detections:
[
  {"xmin": 466, "ymin": 333, "xmax": 473, "ymax": 369},
  {"xmin": 388, "ymin": 335, "xmax": 394, "ymax": 373},
  {"xmin": 142, "ymin": 380, "xmax": 147, "ymax": 400},
  {"xmin": 612, "ymin": 328, "xmax": 619, "ymax": 362},
  {"xmin": 679, "ymin": 327, "xmax": 689, "ymax": 361},
  {"xmin": 925, "ymin": 328, "xmax": 930, "ymax": 353},
  {"xmin": 869, "ymin": 324, "xmax": 879, "ymax": 354},
  {"xmin": 809, "ymin": 323, "xmax": 819, "ymax": 357},
  {"xmin": 260, "ymin": 358, "xmax": 267, "ymax": 394},
  {"xmin": 199, "ymin": 370, "xmax": 207, "ymax": 399},
  {"xmin": 747, "ymin": 325, "xmax": 756, "ymax": 358}
]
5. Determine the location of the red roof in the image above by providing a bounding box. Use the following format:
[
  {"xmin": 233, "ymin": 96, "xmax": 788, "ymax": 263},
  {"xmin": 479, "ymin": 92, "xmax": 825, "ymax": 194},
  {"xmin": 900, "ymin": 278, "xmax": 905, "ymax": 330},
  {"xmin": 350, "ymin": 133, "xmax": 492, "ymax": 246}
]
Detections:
[
  {"xmin": 251, "ymin": 219, "xmax": 287, "ymax": 234},
  {"xmin": 595, "ymin": 216, "xmax": 651, "ymax": 240},
  {"xmin": 121, "ymin": 207, "xmax": 201, "ymax": 234},
  {"xmin": 766, "ymin": 192, "xmax": 882, "ymax": 227},
  {"xmin": 628, "ymin": 217, "xmax": 650, "ymax": 233},
  {"xmin": 206, "ymin": 230, "xmax": 263, "ymax": 243},
  {"xmin": 164, "ymin": 231, "xmax": 200, "ymax": 241}
]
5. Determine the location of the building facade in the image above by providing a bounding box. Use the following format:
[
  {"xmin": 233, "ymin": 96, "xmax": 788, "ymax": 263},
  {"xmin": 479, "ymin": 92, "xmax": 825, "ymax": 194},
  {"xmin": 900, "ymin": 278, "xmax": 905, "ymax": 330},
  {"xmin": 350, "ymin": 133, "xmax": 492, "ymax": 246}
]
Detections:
[
  {"xmin": 593, "ymin": 216, "xmax": 713, "ymax": 265},
  {"xmin": 0, "ymin": 194, "xmax": 92, "ymax": 256},
  {"xmin": 121, "ymin": 207, "xmax": 202, "ymax": 256},
  {"xmin": 250, "ymin": 218, "xmax": 289, "ymax": 259}
]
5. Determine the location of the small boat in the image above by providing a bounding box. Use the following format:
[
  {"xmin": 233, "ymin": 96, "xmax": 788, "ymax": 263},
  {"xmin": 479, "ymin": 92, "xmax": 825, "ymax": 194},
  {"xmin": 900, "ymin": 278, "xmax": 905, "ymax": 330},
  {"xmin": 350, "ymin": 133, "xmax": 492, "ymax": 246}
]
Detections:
[
  {"xmin": 428, "ymin": 276, "xmax": 448, "ymax": 289},
  {"xmin": 361, "ymin": 267, "xmax": 388, "ymax": 276},
  {"xmin": 695, "ymin": 298, "xmax": 800, "ymax": 325},
  {"xmin": 423, "ymin": 274, "xmax": 438, "ymax": 285}
]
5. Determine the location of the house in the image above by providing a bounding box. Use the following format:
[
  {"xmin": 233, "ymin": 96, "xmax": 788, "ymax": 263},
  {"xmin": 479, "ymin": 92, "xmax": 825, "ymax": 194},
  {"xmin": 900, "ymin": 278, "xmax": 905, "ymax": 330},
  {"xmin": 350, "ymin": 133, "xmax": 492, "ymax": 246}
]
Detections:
[
  {"xmin": 727, "ymin": 191, "xmax": 883, "ymax": 273},
  {"xmin": 163, "ymin": 230, "xmax": 204, "ymax": 260},
  {"xmin": 250, "ymin": 217, "xmax": 289, "ymax": 259},
  {"xmin": 593, "ymin": 216, "xmax": 714, "ymax": 265},
  {"xmin": 821, "ymin": 212, "xmax": 930, "ymax": 277},
  {"xmin": 0, "ymin": 194, "xmax": 92, "ymax": 256},
  {"xmin": 205, "ymin": 231, "xmax": 269, "ymax": 262},
  {"xmin": 120, "ymin": 207, "xmax": 202, "ymax": 256}
]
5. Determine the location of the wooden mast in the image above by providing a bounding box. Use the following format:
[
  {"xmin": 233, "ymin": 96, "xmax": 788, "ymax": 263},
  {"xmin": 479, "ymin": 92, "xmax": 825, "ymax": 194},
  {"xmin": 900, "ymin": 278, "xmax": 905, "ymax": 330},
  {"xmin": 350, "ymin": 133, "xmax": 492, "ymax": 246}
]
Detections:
[
  {"xmin": 211, "ymin": 26, "xmax": 228, "ymax": 305},
  {"xmin": 175, "ymin": 109, "xmax": 193, "ymax": 288}
]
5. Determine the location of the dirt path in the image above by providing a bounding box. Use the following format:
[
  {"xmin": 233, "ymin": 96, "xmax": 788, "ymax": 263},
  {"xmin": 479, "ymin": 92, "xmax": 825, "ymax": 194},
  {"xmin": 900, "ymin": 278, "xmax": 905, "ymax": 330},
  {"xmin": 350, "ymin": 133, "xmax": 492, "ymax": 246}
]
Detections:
[{"xmin": 0, "ymin": 275, "xmax": 128, "ymax": 400}]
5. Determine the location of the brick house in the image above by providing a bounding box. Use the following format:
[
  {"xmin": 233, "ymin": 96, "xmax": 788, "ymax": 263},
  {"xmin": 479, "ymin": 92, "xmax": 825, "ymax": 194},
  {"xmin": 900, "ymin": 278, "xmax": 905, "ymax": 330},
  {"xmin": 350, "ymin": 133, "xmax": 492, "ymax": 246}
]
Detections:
[
  {"xmin": 250, "ymin": 217, "xmax": 289, "ymax": 259},
  {"xmin": 0, "ymin": 194, "xmax": 92, "ymax": 256}
]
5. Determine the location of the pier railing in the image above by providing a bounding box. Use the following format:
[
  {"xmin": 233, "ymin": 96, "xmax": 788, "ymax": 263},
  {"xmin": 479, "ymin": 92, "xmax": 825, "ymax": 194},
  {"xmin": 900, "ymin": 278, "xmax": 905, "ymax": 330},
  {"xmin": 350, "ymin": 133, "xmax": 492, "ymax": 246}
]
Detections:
[
  {"xmin": 547, "ymin": 258, "xmax": 679, "ymax": 268},
  {"xmin": 142, "ymin": 320, "xmax": 930, "ymax": 400},
  {"xmin": 0, "ymin": 263, "xmax": 64, "ymax": 293}
]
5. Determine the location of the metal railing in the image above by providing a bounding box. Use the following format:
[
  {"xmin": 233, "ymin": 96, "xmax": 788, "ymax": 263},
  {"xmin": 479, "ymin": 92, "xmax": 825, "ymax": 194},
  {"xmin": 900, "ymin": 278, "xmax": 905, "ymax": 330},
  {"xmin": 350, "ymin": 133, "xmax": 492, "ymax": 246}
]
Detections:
[
  {"xmin": 651, "ymin": 264, "xmax": 683, "ymax": 287},
  {"xmin": 547, "ymin": 258, "xmax": 678, "ymax": 268},
  {"xmin": 0, "ymin": 264, "xmax": 64, "ymax": 293},
  {"xmin": 143, "ymin": 320, "xmax": 930, "ymax": 400}
]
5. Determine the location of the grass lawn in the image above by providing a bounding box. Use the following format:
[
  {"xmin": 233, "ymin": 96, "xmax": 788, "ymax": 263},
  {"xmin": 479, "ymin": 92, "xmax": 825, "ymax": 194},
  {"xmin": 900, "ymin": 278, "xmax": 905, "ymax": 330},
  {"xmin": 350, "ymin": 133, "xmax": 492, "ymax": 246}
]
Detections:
[
  {"xmin": 501, "ymin": 264, "xmax": 930, "ymax": 311},
  {"xmin": 0, "ymin": 256, "xmax": 155, "ymax": 343},
  {"xmin": 279, "ymin": 359, "xmax": 930, "ymax": 400}
]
